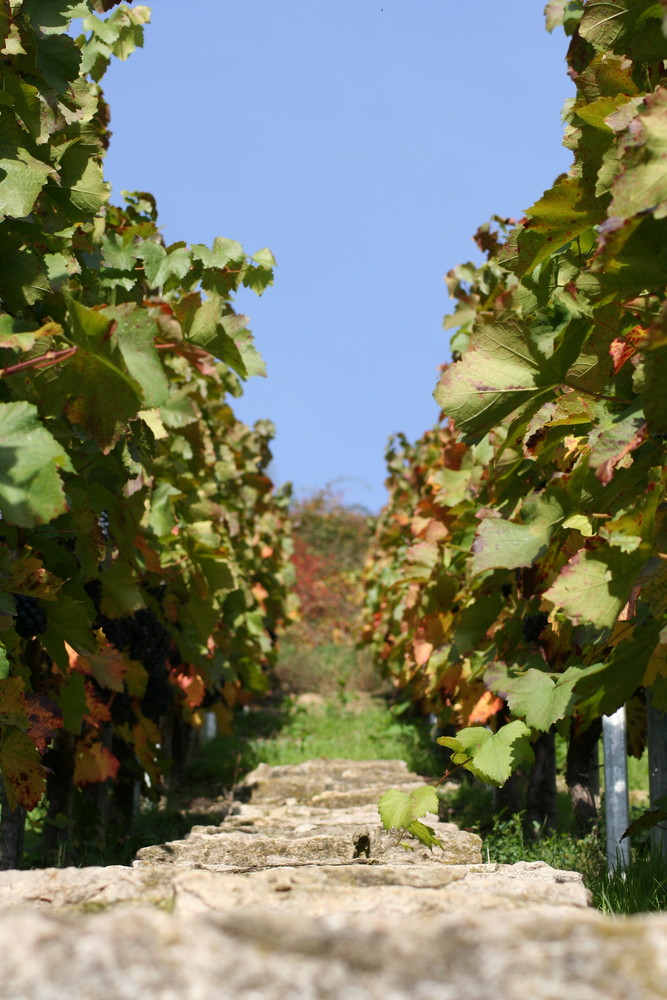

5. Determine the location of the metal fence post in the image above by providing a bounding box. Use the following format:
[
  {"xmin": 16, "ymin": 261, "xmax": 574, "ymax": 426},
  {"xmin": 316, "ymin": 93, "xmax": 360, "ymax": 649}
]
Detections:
[
  {"xmin": 602, "ymin": 706, "xmax": 630, "ymax": 872},
  {"xmin": 647, "ymin": 688, "xmax": 667, "ymax": 857}
]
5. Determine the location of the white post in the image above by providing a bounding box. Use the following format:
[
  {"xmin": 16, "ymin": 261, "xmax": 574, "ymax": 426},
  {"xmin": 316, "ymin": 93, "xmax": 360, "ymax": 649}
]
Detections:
[
  {"xmin": 647, "ymin": 689, "xmax": 667, "ymax": 857},
  {"xmin": 602, "ymin": 706, "xmax": 630, "ymax": 872},
  {"xmin": 202, "ymin": 711, "xmax": 217, "ymax": 743}
]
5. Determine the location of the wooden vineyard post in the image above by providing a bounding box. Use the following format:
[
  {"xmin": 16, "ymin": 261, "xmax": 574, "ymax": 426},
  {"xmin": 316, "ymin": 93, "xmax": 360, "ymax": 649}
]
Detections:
[
  {"xmin": 646, "ymin": 689, "xmax": 667, "ymax": 857},
  {"xmin": 602, "ymin": 707, "xmax": 630, "ymax": 872}
]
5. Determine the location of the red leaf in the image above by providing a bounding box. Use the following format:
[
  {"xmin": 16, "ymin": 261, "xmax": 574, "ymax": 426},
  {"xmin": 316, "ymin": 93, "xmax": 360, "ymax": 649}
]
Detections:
[
  {"xmin": 468, "ymin": 692, "xmax": 504, "ymax": 725},
  {"xmin": 25, "ymin": 693, "xmax": 63, "ymax": 753},
  {"xmin": 73, "ymin": 739, "xmax": 120, "ymax": 787},
  {"xmin": 0, "ymin": 729, "xmax": 47, "ymax": 810},
  {"xmin": 609, "ymin": 325, "xmax": 647, "ymax": 374},
  {"xmin": 171, "ymin": 666, "xmax": 205, "ymax": 708},
  {"xmin": 84, "ymin": 682, "xmax": 111, "ymax": 726}
]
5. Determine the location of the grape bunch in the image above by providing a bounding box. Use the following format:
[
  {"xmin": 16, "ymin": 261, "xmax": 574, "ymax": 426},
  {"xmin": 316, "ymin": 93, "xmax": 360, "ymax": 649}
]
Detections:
[
  {"xmin": 13, "ymin": 594, "xmax": 47, "ymax": 638},
  {"xmin": 522, "ymin": 611, "xmax": 549, "ymax": 644},
  {"xmin": 131, "ymin": 609, "xmax": 173, "ymax": 723},
  {"xmin": 98, "ymin": 510, "xmax": 111, "ymax": 541},
  {"xmin": 97, "ymin": 606, "xmax": 173, "ymax": 723}
]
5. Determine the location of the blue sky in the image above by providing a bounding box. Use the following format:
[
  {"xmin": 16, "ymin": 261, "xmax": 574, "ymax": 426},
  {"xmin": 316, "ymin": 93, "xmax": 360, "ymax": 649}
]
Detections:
[{"xmin": 101, "ymin": 1, "xmax": 574, "ymax": 513}]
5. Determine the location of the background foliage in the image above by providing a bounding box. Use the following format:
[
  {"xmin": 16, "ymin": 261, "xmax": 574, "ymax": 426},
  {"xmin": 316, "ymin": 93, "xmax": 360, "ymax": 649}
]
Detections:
[{"xmin": 0, "ymin": 0, "xmax": 294, "ymax": 862}]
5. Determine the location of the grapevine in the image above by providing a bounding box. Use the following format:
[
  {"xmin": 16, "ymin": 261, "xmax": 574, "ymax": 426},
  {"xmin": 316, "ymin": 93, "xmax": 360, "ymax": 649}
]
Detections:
[
  {"xmin": 371, "ymin": 1, "xmax": 667, "ymax": 845},
  {"xmin": 0, "ymin": 0, "xmax": 295, "ymax": 861}
]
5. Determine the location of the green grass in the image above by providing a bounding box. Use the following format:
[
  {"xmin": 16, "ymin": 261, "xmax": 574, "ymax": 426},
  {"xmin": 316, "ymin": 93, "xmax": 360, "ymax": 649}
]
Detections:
[
  {"xmin": 594, "ymin": 852, "xmax": 667, "ymax": 915},
  {"xmin": 189, "ymin": 692, "xmax": 444, "ymax": 786},
  {"xmin": 272, "ymin": 640, "xmax": 378, "ymax": 696}
]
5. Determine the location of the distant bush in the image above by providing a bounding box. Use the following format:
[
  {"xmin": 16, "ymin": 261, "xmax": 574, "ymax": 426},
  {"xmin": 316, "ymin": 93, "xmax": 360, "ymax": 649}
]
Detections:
[{"xmin": 288, "ymin": 489, "xmax": 373, "ymax": 648}]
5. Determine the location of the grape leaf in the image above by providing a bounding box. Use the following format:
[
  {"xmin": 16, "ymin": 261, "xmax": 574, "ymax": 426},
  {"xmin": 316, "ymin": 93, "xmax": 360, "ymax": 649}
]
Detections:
[
  {"xmin": 57, "ymin": 671, "xmax": 87, "ymax": 733},
  {"xmin": 498, "ymin": 175, "xmax": 603, "ymax": 277},
  {"xmin": 575, "ymin": 618, "xmax": 663, "ymax": 719},
  {"xmin": 0, "ymin": 728, "xmax": 47, "ymax": 810},
  {"xmin": 609, "ymin": 89, "xmax": 667, "ymax": 220},
  {"xmin": 0, "ymin": 401, "xmax": 72, "ymax": 527},
  {"xmin": 378, "ymin": 784, "xmax": 439, "ymax": 831},
  {"xmin": 434, "ymin": 320, "xmax": 584, "ymax": 438},
  {"xmin": 87, "ymin": 645, "xmax": 127, "ymax": 693},
  {"xmin": 0, "ymin": 677, "xmax": 28, "ymax": 729},
  {"xmin": 506, "ymin": 666, "xmax": 584, "ymax": 731},
  {"xmin": 25, "ymin": 693, "xmax": 63, "ymax": 753},
  {"xmin": 45, "ymin": 145, "xmax": 109, "ymax": 220},
  {"xmin": 73, "ymin": 738, "xmax": 120, "ymax": 786},
  {"xmin": 0, "ymin": 150, "xmax": 56, "ymax": 221},
  {"xmin": 438, "ymin": 721, "xmax": 535, "ymax": 785},
  {"xmin": 543, "ymin": 546, "xmax": 644, "ymax": 629},
  {"xmin": 472, "ymin": 518, "xmax": 548, "ymax": 574},
  {"xmin": 106, "ymin": 305, "xmax": 169, "ymax": 407},
  {"xmin": 43, "ymin": 593, "xmax": 95, "ymax": 656},
  {"xmin": 191, "ymin": 238, "xmax": 244, "ymax": 270}
]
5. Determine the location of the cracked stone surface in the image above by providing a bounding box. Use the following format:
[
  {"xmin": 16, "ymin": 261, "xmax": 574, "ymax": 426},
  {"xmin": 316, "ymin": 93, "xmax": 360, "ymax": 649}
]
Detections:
[{"xmin": 0, "ymin": 756, "xmax": 664, "ymax": 998}]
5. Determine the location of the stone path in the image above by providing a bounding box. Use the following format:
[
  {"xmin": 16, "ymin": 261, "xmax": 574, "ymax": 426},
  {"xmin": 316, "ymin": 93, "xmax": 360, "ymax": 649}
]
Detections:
[{"xmin": 0, "ymin": 757, "xmax": 665, "ymax": 998}]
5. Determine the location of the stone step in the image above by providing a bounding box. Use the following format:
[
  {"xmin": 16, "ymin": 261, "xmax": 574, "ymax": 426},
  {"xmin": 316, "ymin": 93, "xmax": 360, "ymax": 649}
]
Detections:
[
  {"xmin": 0, "ymin": 901, "xmax": 665, "ymax": 999},
  {"xmin": 0, "ymin": 756, "xmax": 659, "ymax": 999}
]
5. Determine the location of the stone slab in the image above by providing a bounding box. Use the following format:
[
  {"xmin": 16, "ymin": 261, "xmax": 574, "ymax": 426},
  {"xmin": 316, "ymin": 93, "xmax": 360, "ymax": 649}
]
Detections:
[{"xmin": 0, "ymin": 903, "xmax": 664, "ymax": 999}]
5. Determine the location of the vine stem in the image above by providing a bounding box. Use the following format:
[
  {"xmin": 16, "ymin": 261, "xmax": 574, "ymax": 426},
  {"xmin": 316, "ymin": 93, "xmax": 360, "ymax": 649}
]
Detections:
[
  {"xmin": 434, "ymin": 755, "xmax": 473, "ymax": 787},
  {"xmin": 0, "ymin": 346, "xmax": 78, "ymax": 378}
]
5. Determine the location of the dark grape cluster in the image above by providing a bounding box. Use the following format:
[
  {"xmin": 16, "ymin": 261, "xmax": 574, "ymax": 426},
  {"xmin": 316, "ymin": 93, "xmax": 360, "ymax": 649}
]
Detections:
[
  {"xmin": 13, "ymin": 594, "xmax": 47, "ymax": 638},
  {"xmin": 98, "ymin": 509, "xmax": 111, "ymax": 541},
  {"xmin": 522, "ymin": 611, "xmax": 549, "ymax": 644},
  {"xmin": 97, "ymin": 606, "xmax": 173, "ymax": 724}
]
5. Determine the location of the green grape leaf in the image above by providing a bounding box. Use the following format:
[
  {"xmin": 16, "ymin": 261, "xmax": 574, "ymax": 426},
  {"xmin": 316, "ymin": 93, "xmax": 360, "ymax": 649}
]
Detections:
[
  {"xmin": 139, "ymin": 241, "xmax": 191, "ymax": 288},
  {"xmin": 188, "ymin": 298, "xmax": 257, "ymax": 378},
  {"xmin": 498, "ymin": 175, "xmax": 604, "ymax": 277},
  {"xmin": 57, "ymin": 670, "xmax": 87, "ymax": 733},
  {"xmin": 506, "ymin": 665, "xmax": 584, "ymax": 731},
  {"xmin": 608, "ymin": 89, "xmax": 667, "ymax": 220},
  {"xmin": 543, "ymin": 546, "xmax": 644, "ymax": 629},
  {"xmin": 46, "ymin": 145, "xmax": 108, "ymax": 220},
  {"xmin": 588, "ymin": 404, "xmax": 647, "ymax": 484},
  {"xmin": 191, "ymin": 238, "xmax": 244, "ymax": 270},
  {"xmin": 404, "ymin": 820, "xmax": 443, "ymax": 851},
  {"xmin": 0, "ymin": 150, "xmax": 56, "ymax": 221},
  {"xmin": 438, "ymin": 721, "xmax": 535, "ymax": 786},
  {"xmin": 61, "ymin": 349, "xmax": 143, "ymax": 452},
  {"xmin": 0, "ymin": 401, "xmax": 72, "ymax": 527},
  {"xmin": 472, "ymin": 518, "xmax": 549, "ymax": 574},
  {"xmin": 575, "ymin": 618, "xmax": 663, "ymax": 719},
  {"xmin": 623, "ymin": 795, "xmax": 667, "ymax": 839},
  {"xmin": 378, "ymin": 784, "xmax": 439, "ymax": 831},
  {"xmin": 579, "ymin": 0, "xmax": 666, "ymax": 60},
  {"xmin": 35, "ymin": 32, "xmax": 82, "ymax": 91},
  {"xmin": 0, "ymin": 643, "xmax": 9, "ymax": 681},
  {"xmin": 67, "ymin": 298, "xmax": 112, "ymax": 347},
  {"xmin": 43, "ymin": 593, "xmax": 95, "ymax": 656},
  {"xmin": 434, "ymin": 319, "xmax": 585, "ymax": 438},
  {"xmin": 106, "ymin": 306, "xmax": 169, "ymax": 407}
]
